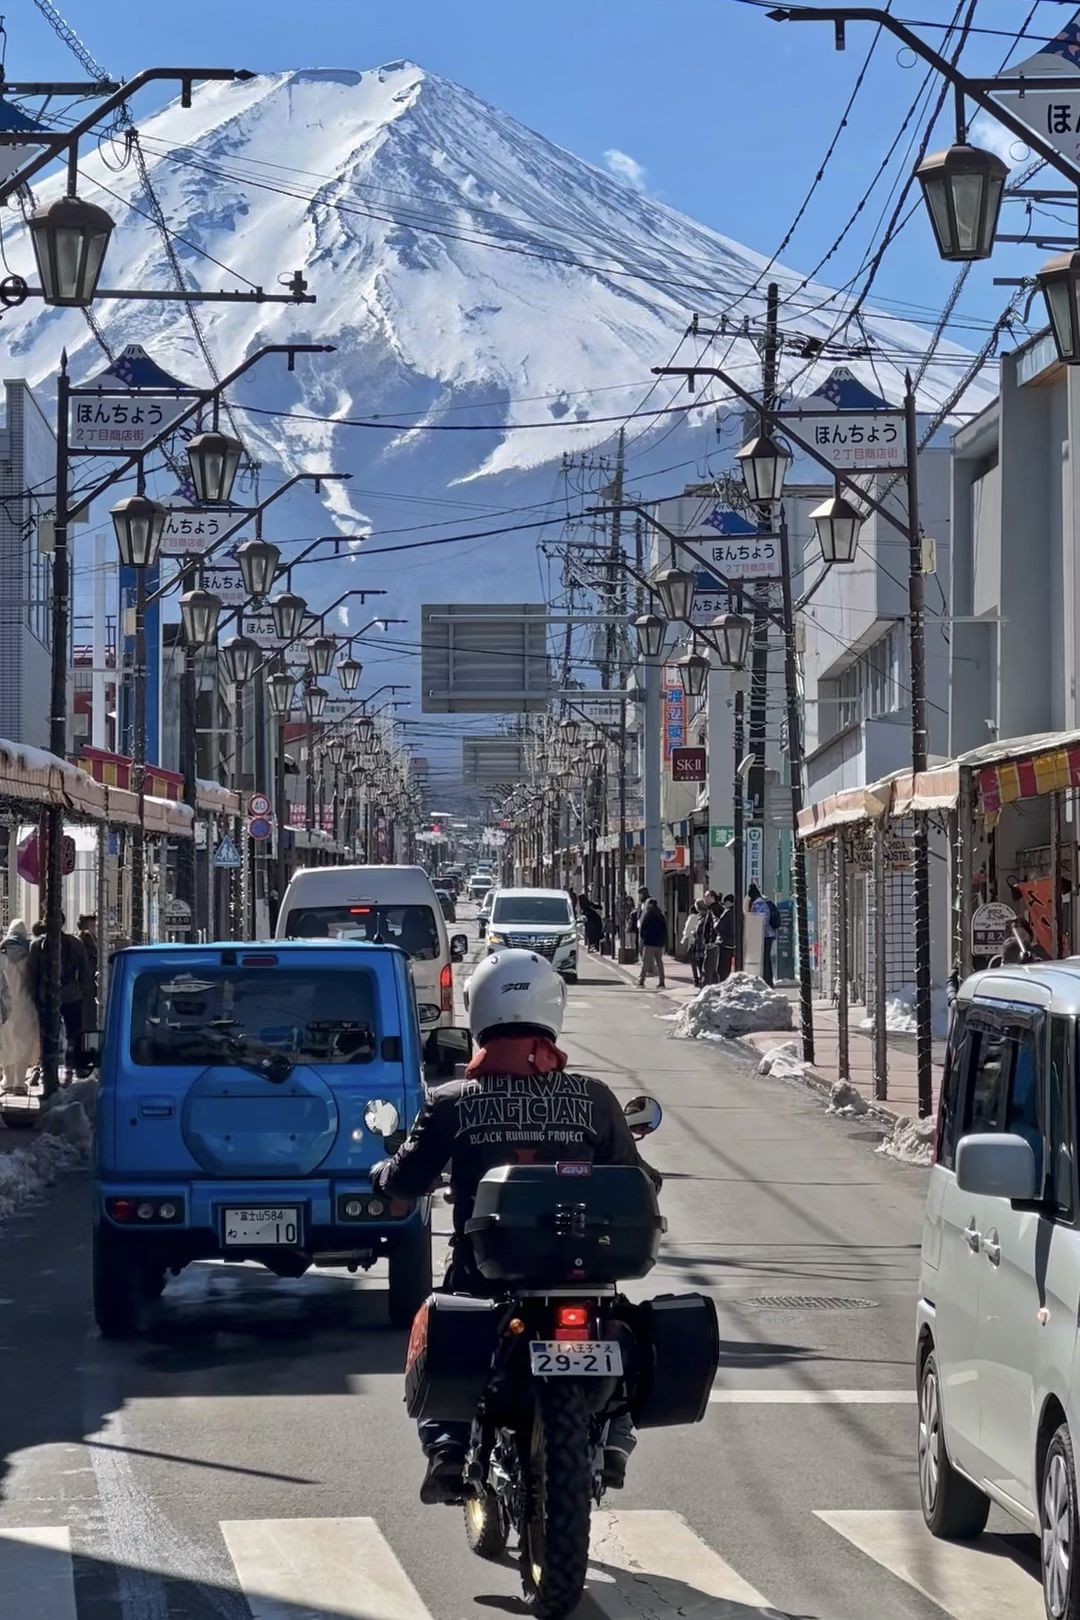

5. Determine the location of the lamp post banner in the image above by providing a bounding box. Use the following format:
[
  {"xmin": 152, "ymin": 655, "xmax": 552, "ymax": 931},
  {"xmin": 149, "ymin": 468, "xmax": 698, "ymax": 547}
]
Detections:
[
  {"xmin": 698, "ymin": 535, "xmax": 780, "ymax": 579},
  {"xmin": 994, "ymin": 36, "xmax": 1080, "ymax": 166},
  {"xmin": 200, "ymin": 565, "xmax": 247, "ymax": 606},
  {"xmin": 160, "ymin": 505, "xmax": 235, "ymax": 557},
  {"xmin": 794, "ymin": 411, "xmax": 905, "ymax": 471},
  {"xmin": 70, "ymin": 345, "xmax": 197, "ymax": 454}
]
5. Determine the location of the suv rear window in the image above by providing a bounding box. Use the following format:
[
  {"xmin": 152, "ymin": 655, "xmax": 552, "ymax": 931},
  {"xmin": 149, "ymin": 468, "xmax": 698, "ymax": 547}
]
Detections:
[
  {"xmin": 282, "ymin": 904, "xmax": 440, "ymax": 960},
  {"xmin": 130, "ymin": 966, "xmax": 377, "ymax": 1067}
]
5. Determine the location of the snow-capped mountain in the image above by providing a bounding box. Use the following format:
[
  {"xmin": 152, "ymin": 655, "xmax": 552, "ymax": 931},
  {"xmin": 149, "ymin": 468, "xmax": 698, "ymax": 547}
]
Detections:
[{"xmin": 0, "ymin": 63, "xmax": 992, "ymax": 712}]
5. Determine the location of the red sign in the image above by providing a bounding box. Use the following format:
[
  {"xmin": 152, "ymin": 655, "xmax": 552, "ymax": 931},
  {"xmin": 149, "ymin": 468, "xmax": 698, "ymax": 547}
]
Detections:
[{"xmin": 671, "ymin": 746, "xmax": 706, "ymax": 783}]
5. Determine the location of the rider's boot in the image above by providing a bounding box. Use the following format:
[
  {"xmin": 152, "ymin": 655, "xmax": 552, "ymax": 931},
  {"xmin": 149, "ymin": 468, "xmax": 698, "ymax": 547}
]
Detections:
[{"xmin": 420, "ymin": 1447, "xmax": 467, "ymax": 1505}]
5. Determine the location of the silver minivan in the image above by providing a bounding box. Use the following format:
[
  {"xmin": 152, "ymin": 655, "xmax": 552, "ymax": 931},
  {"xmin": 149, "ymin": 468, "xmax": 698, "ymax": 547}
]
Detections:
[{"xmin": 917, "ymin": 963, "xmax": 1080, "ymax": 1618}]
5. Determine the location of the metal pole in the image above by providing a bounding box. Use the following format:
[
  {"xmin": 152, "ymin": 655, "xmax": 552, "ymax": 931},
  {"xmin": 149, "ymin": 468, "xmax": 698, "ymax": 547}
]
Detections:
[
  {"xmin": 129, "ymin": 570, "xmax": 148, "ymax": 945},
  {"xmin": 618, "ymin": 698, "xmax": 628, "ymax": 956},
  {"xmin": 873, "ymin": 819, "xmax": 888, "ymax": 1100},
  {"xmin": 733, "ymin": 683, "xmax": 746, "ymax": 971},
  {"xmin": 777, "ymin": 510, "xmax": 815, "ymax": 1062},
  {"xmin": 232, "ymin": 679, "xmax": 245, "ymax": 939},
  {"xmin": 905, "ymin": 376, "xmax": 934, "ymax": 1118},
  {"xmin": 175, "ymin": 635, "xmax": 198, "ymax": 919},
  {"xmin": 95, "ymin": 822, "xmax": 109, "ymax": 1025},
  {"xmin": 275, "ymin": 718, "xmax": 288, "ymax": 904},
  {"xmin": 836, "ymin": 832, "xmax": 850, "ymax": 1083},
  {"xmin": 42, "ymin": 357, "xmax": 72, "ymax": 1093},
  {"xmin": 252, "ymin": 668, "xmax": 268, "ymax": 937},
  {"xmin": 643, "ymin": 658, "xmax": 662, "ymax": 898}
]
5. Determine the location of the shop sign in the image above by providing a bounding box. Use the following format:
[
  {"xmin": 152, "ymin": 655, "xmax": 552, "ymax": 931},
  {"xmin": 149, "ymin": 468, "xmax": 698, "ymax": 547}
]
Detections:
[
  {"xmin": 709, "ymin": 824, "xmax": 733, "ymax": 848},
  {"xmin": 745, "ymin": 825, "xmax": 764, "ymax": 887},
  {"xmin": 971, "ymin": 900, "xmax": 1017, "ymax": 958},
  {"xmin": 670, "ymin": 745, "xmax": 706, "ymax": 783},
  {"xmin": 662, "ymin": 670, "xmax": 686, "ymax": 763}
]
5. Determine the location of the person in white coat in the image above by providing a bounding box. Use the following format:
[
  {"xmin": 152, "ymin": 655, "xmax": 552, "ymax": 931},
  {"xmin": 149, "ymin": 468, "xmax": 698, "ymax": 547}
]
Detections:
[{"xmin": 0, "ymin": 920, "xmax": 40, "ymax": 1094}]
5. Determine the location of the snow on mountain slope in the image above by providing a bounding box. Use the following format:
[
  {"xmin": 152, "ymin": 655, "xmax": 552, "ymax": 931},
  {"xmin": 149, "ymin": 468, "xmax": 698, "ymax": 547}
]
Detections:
[{"xmin": 0, "ymin": 63, "xmax": 994, "ymax": 699}]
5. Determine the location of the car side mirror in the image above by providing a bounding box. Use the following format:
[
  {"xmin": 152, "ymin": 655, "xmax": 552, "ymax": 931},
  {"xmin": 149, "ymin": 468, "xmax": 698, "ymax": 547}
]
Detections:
[
  {"xmin": 956, "ymin": 1133, "xmax": 1038, "ymax": 1202},
  {"xmin": 624, "ymin": 1094, "xmax": 663, "ymax": 1139},
  {"xmin": 450, "ymin": 933, "xmax": 468, "ymax": 962}
]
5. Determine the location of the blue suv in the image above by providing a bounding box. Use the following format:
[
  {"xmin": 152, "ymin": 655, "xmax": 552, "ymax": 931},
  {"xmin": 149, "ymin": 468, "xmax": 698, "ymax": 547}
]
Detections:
[{"xmin": 93, "ymin": 940, "xmax": 440, "ymax": 1337}]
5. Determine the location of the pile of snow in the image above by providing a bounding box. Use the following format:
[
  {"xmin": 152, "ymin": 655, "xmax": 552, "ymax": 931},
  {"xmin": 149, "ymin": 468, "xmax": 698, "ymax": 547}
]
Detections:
[
  {"xmin": 757, "ymin": 1039, "xmax": 814, "ymax": 1083},
  {"xmin": 0, "ymin": 1079, "xmax": 97, "ymax": 1222},
  {"xmin": 858, "ymin": 985, "xmax": 950, "ymax": 1041},
  {"xmin": 877, "ymin": 1114, "xmax": 936, "ymax": 1167},
  {"xmin": 827, "ymin": 1080, "xmax": 869, "ymax": 1118},
  {"xmin": 672, "ymin": 973, "xmax": 793, "ymax": 1041}
]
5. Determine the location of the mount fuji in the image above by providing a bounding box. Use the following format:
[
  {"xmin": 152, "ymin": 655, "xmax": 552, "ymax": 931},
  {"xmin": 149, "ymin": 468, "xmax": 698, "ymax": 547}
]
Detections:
[{"xmin": 0, "ymin": 62, "xmax": 993, "ymax": 734}]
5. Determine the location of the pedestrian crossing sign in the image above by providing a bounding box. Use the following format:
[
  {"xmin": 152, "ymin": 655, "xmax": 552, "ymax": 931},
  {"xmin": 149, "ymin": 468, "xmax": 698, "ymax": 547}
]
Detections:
[{"xmin": 212, "ymin": 833, "xmax": 242, "ymax": 869}]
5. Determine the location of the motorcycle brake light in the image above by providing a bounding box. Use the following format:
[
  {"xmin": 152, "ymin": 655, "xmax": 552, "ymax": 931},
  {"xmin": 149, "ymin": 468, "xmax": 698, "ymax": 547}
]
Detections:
[{"xmin": 554, "ymin": 1303, "xmax": 592, "ymax": 1340}]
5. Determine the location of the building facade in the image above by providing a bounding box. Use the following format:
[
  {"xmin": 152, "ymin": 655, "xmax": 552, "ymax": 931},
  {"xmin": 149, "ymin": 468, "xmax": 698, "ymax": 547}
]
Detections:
[{"xmin": 0, "ymin": 380, "xmax": 54, "ymax": 746}]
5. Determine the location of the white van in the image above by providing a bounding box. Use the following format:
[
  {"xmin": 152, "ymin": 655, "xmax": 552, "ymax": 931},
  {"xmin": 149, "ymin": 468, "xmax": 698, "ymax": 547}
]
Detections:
[
  {"xmin": 485, "ymin": 887, "xmax": 577, "ymax": 981},
  {"xmin": 917, "ymin": 961, "xmax": 1080, "ymax": 1616},
  {"xmin": 275, "ymin": 866, "xmax": 467, "ymax": 1037}
]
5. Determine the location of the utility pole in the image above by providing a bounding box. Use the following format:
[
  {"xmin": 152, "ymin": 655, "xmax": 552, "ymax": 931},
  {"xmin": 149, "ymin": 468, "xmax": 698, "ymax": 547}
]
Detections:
[
  {"xmin": 905, "ymin": 374, "xmax": 933, "ymax": 1118},
  {"xmin": 608, "ymin": 431, "xmax": 628, "ymax": 952},
  {"xmin": 778, "ymin": 510, "xmax": 816, "ymax": 1064},
  {"xmin": 746, "ymin": 284, "xmax": 781, "ymax": 941}
]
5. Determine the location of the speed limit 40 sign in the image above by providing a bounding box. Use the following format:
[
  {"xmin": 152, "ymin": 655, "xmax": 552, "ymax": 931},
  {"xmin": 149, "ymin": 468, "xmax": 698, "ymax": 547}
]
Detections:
[{"xmin": 248, "ymin": 793, "xmax": 270, "ymax": 818}]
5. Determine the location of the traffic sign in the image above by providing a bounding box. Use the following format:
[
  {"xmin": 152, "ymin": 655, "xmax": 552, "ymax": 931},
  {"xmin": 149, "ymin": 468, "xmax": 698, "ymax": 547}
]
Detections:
[
  {"xmin": 248, "ymin": 793, "xmax": 270, "ymax": 818},
  {"xmin": 213, "ymin": 833, "xmax": 242, "ymax": 869},
  {"xmin": 248, "ymin": 816, "xmax": 272, "ymax": 842}
]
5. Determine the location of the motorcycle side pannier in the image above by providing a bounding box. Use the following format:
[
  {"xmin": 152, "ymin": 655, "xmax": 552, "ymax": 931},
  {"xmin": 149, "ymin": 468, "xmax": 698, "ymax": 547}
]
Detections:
[
  {"xmin": 405, "ymin": 1293, "xmax": 502, "ymax": 1421},
  {"xmin": 466, "ymin": 1164, "xmax": 665, "ymax": 1285},
  {"xmin": 630, "ymin": 1293, "xmax": 720, "ymax": 1428}
]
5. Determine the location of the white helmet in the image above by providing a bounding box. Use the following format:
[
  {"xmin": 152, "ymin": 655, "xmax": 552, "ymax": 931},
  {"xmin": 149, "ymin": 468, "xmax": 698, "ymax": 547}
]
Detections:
[{"xmin": 467, "ymin": 948, "xmax": 566, "ymax": 1042}]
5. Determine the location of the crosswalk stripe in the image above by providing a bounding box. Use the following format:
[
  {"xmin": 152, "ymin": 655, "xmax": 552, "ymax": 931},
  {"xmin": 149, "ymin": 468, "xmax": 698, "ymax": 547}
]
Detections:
[
  {"xmin": 816, "ymin": 1510, "xmax": 1042, "ymax": 1619},
  {"xmin": 0, "ymin": 1527, "xmax": 77, "ymax": 1620},
  {"xmin": 587, "ymin": 1509, "xmax": 774, "ymax": 1614},
  {"xmin": 710, "ymin": 1388, "xmax": 916, "ymax": 1405},
  {"xmin": 220, "ymin": 1516, "xmax": 433, "ymax": 1620}
]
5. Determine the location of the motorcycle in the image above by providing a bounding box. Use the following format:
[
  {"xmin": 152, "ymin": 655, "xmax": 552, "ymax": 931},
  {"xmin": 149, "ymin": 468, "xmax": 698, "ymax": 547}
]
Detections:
[{"xmin": 405, "ymin": 1097, "xmax": 720, "ymax": 1617}]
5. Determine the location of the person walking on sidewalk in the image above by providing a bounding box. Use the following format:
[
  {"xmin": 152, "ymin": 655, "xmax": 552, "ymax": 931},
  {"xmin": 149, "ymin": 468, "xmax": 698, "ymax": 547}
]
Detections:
[
  {"xmin": 747, "ymin": 883, "xmax": 779, "ymax": 987},
  {"xmin": 681, "ymin": 899, "xmax": 706, "ymax": 986},
  {"xmin": 581, "ymin": 896, "xmax": 604, "ymax": 954},
  {"xmin": 716, "ymin": 894, "xmax": 737, "ymax": 983},
  {"xmin": 637, "ymin": 897, "xmax": 668, "ymax": 989},
  {"xmin": 0, "ymin": 920, "xmax": 39, "ymax": 1095},
  {"xmin": 29, "ymin": 914, "xmax": 92, "ymax": 1082}
]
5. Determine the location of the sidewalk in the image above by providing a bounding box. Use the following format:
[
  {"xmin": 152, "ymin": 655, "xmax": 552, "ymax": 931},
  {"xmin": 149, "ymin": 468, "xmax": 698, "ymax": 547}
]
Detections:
[{"xmin": 594, "ymin": 948, "xmax": 943, "ymax": 1122}]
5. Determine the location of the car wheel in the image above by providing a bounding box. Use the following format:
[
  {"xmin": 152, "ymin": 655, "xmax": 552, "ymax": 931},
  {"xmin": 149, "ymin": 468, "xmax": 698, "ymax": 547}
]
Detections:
[
  {"xmin": 92, "ymin": 1226, "xmax": 148, "ymax": 1340},
  {"xmin": 562, "ymin": 971, "xmax": 577, "ymax": 984},
  {"xmin": 388, "ymin": 1223, "xmax": 433, "ymax": 1328},
  {"xmin": 1042, "ymin": 1424, "xmax": 1080, "ymax": 1620},
  {"xmin": 918, "ymin": 1349, "xmax": 989, "ymax": 1539}
]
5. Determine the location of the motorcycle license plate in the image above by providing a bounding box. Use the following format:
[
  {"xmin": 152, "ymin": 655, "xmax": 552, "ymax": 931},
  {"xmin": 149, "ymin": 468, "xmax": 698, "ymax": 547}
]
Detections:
[
  {"xmin": 223, "ymin": 1207, "xmax": 300, "ymax": 1246},
  {"xmin": 530, "ymin": 1341, "xmax": 623, "ymax": 1377}
]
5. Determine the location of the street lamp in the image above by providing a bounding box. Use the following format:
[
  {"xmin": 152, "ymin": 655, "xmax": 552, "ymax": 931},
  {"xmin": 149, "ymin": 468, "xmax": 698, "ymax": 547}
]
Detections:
[
  {"xmin": 270, "ymin": 590, "xmax": 307, "ymax": 641},
  {"xmin": 235, "ymin": 538, "xmax": 280, "ymax": 600},
  {"xmin": 304, "ymin": 685, "xmax": 328, "ymax": 721},
  {"xmin": 266, "ymin": 670, "xmax": 295, "ymax": 720},
  {"xmin": 560, "ymin": 717, "xmax": 581, "ymax": 749},
  {"xmin": 633, "ymin": 613, "xmax": 665, "ymax": 660},
  {"xmin": 709, "ymin": 611, "xmax": 753, "ymax": 671},
  {"xmin": 811, "ymin": 491, "xmax": 863, "ymax": 564},
  {"xmin": 110, "ymin": 492, "xmax": 167, "ymax": 568},
  {"xmin": 186, "ymin": 429, "xmax": 244, "ymax": 505},
  {"xmin": 355, "ymin": 713, "xmax": 374, "ymax": 739},
  {"xmin": 653, "ymin": 566, "xmax": 696, "ymax": 624},
  {"xmin": 28, "ymin": 193, "xmax": 114, "ymax": 307},
  {"xmin": 914, "ymin": 143, "xmax": 1007, "ymax": 263},
  {"xmin": 305, "ymin": 634, "xmax": 337, "ymax": 678},
  {"xmin": 338, "ymin": 656, "xmax": 363, "ymax": 691},
  {"xmin": 736, "ymin": 431, "xmax": 791, "ymax": 505},
  {"xmin": 326, "ymin": 737, "xmax": 347, "ymax": 768},
  {"xmin": 588, "ymin": 736, "xmax": 607, "ymax": 766},
  {"xmin": 219, "ymin": 633, "xmax": 260, "ymax": 686},
  {"xmin": 675, "ymin": 648, "xmax": 709, "ymax": 698},
  {"xmin": 1037, "ymin": 250, "xmax": 1080, "ymax": 364},
  {"xmin": 179, "ymin": 588, "xmax": 223, "ymax": 647}
]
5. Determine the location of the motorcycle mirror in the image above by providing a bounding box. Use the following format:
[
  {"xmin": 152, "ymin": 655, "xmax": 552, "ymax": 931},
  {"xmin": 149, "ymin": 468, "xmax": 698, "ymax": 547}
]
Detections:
[
  {"xmin": 624, "ymin": 1094, "xmax": 663, "ymax": 1138},
  {"xmin": 364, "ymin": 1098, "xmax": 401, "ymax": 1139}
]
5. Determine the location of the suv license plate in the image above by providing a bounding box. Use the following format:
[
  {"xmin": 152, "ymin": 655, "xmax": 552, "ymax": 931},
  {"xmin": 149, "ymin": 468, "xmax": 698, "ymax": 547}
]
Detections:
[
  {"xmin": 224, "ymin": 1207, "xmax": 300, "ymax": 1246},
  {"xmin": 530, "ymin": 1341, "xmax": 623, "ymax": 1377}
]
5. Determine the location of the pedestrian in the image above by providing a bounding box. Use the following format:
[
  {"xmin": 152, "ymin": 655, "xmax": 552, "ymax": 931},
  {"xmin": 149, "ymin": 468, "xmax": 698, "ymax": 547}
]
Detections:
[
  {"xmin": 567, "ymin": 885, "xmax": 578, "ymax": 916},
  {"xmin": 680, "ymin": 899, "xmax": 706, "ymax": 986},
  {"xmin": 0, "ymin": 920, "xmax": 39, "ymax": 1096},
  {"xmin": 582, "ymin": 897, "xmax": 604, "ymax": 953},
  {"xmin": 28, "ymin": 913, "xmax": 92, "ymax": 1082},
  {"xmin": 747, "ymin": 883, "xmax": 779, "ymax": 987},
  {"xmin": 637, "ymin": 897, "xmax": 668, "ymax": 990},
  {"xmin": 699, "ymin": 891, "xmax": 720, "ymax": 984},
  {"xmin": 77, "ymin": 913, "xmax": 99, "ymax": 1041},
  {"xmin": 717, "ymin": 894, "xmax": 736, "ymax": 983}
]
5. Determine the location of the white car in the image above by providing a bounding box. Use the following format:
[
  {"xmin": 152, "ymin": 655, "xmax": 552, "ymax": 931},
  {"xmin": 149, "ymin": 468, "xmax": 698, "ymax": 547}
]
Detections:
[
  {"xmin": 917, "ymin": 961, "xmax": 1080, "ymax": 1617},
  {"xmin": 484, "ymin": 887, "xmax": 578, "ymax": 981}
]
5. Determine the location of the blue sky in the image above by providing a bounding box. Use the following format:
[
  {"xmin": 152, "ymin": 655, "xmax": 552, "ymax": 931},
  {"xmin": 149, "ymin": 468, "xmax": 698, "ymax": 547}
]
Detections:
[{"xmin": 10, "ymin": 0, "xmax": 1073, "ymax": 338}]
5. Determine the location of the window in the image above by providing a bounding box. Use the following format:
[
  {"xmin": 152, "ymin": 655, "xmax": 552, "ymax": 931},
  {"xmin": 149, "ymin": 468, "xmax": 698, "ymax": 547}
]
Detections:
[
  {"xmin": 283, "ymin": 903, "xmax": 440, "ymax": 961},
  {"xmin": 130, "ymin": 966, "xmax": 377, "ymax": 1067},
  {"xmin": 492, "ymin": 895, "xmax": 574, "ymax": 927},
  {"xmin": 937, "ymin": 1009, "xmax": 967, "ymax": 1169},
  {"xmin": 962, "ymin": 1023, "xmax": 1009, "ymax": 1135},
  {"xmin": 1049, "ymin": 1016, "xmax": 1075, "ymax": 1218},
  {"xmin": 1004, "ymin": 1030, "xmax": 1043, "ymax": 1185}
]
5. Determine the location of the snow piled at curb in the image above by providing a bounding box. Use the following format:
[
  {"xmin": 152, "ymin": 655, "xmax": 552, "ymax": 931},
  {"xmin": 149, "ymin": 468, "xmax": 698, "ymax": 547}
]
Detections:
[
  {"xmin": 0, "ymin": 1080, "xmax": 97, "ymax": 1222},
  {"xmin": 876, "ymin": 1114, "xmax": 936, "ymax": 1167},
  {"xmin": 672, "ymin": 974, "xmax": 793, "ymax": 1041}
]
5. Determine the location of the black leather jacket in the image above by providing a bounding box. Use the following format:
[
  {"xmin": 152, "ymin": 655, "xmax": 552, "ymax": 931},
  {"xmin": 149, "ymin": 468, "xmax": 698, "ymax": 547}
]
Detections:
[{"xmin": 372, "ymin": 1070, "xmax": 660, "ymax": 1255}]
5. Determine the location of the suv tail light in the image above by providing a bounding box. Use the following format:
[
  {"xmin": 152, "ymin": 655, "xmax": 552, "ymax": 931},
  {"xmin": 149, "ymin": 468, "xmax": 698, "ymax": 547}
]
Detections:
[
  {"xmin": 554, "ymin": 1302, "xmax": 593, "ymax": 1341},
  {"xmin": 439, "ymin": 962, "xmax": 453, "ymax": 1013}
]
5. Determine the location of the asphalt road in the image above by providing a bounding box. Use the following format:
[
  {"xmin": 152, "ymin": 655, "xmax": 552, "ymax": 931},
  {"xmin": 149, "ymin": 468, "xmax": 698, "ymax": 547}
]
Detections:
[{"xmin": 0, "ymin": 919, "xmax": 1046, "ymax": 1619}]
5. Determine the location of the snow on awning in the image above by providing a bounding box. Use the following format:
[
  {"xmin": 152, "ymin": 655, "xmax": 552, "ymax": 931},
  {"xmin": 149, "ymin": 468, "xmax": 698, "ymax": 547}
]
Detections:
[
  {"xmin": 196, "ymin": 779, "xmax": 240, "ymax": 815},
  {"xmin": 0, "ymin": 738, "xmax": 107, "ymax": 818}
]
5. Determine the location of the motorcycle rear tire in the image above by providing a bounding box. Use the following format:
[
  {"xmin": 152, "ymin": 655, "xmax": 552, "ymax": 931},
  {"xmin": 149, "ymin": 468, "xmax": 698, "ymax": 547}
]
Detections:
[{"xmin": 519, "ymin": 1382, "xmax": 592, "ymax": 1618}]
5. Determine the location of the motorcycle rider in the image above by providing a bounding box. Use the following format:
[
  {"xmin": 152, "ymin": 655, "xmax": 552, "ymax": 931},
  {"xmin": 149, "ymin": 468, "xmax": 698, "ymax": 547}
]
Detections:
[{"xmin": 371, "ymin": 948, "xmax": 661, "ymax": 1505}]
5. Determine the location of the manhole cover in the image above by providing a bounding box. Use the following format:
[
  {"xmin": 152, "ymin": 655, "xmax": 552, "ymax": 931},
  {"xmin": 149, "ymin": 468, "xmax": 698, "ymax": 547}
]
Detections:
[{"xmin": 740, "ymin": 1295, "xmax": 879, "ymax": 1312}]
